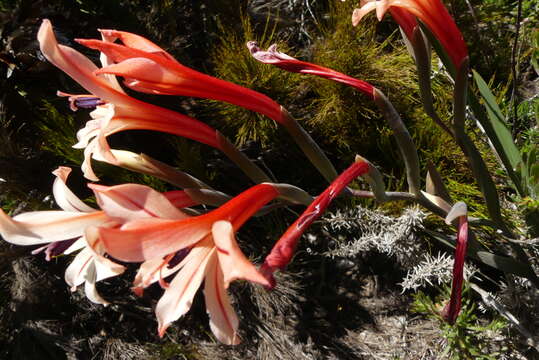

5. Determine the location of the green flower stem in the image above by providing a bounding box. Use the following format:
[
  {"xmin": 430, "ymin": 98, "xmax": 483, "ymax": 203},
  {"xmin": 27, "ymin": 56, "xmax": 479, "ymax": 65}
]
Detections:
[
  {"xmin": 451, "ymin": 60, "xmax": 509, "ymax": 235},
  {"xmin": 272, "ymin": 183, "xmax": 314, "ymax": 206},
  {"xmin": 109, "ymin": 149, "xmax": 212, "ymax": 189},
  {"xmin": 185, "ymin": 183, "xmax": 313, "ymax": 211},
  {"xmin": 347, "ymin": 188, "xmax": 447, "ymax": 218},
  {"xmin": 411, "ymin": 27, "xmax": 453, "ymax": 136},
  {"xmin": 452, "ymin": 58, "xmax": 469, "ymax": 134},
  {"xmin": 183, "ymin": 188, "xmax": 232, "ymax": 207},
  {"xmin": 355, "ymin": 155, "xmax": 387, "ymax": 202},
  {"xmin": 373, "ymin": 89, "xmax": 422, "ymax": 196},
  {"xmin": 216, "ymin": 131, "xmax": 273, "ymax": 184},
  {"xmin": 281, "ymin": 108, "xmax": 339, "ymax": 183}
]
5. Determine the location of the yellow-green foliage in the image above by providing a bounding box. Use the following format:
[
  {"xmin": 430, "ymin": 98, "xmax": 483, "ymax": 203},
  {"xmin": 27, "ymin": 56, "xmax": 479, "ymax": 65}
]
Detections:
[
  {"xmin": 149, "ymin": 341, "xmax": 200, "ymax": 360},
  {"xmin": 307, "ymin": 1, "xmax": 418, "ymax": 162},
  {"xmin": 306, "ymin": 0, "xmax": 469, "ymax": 189},
  {"xmin": 209, "ymin": 16, "xmax": 303, "ymax": 147},
  {"xmin": 209, "ymin": 2, "xmax": 486, "ymax": 198},
  {"xmin": 38, "ymin": 101, "xmax": 84, "ymax": 165},
  {"xmin": 412, "ymin": 287, "xmax": 508, "ymax": 359}
]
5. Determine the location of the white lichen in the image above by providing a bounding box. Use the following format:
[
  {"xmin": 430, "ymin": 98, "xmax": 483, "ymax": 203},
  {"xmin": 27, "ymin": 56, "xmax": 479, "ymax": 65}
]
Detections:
[{"xmin": 323, "ymin": 205, "xmax": 426, "ymax": 266}]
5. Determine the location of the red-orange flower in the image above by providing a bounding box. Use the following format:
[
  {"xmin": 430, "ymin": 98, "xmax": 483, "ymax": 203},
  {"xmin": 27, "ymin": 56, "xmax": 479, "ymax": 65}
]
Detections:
[
  {"xmin": 38, "ymin": 20, "xmax": 220, "ymax": 181},
  {"xmin": 352, "ymin": 0, "xmax": 468, "ymax": 69},
  {"xmin": 75, "ymin": 30, "xmax": 285, "ymax": 124},
  {"xmin": 96, "ymin": 184, "xmax": 281, "ymax": 343},
  {"xmin": 248, "ymin": 42, "xmax": 375, "ymax": 99}
]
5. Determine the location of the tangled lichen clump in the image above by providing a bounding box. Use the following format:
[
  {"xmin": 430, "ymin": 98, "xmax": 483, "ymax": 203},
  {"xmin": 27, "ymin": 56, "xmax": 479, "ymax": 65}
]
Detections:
[{"xmin": 324, "ymin": 205, "xmax": 426, "ymax": 267}]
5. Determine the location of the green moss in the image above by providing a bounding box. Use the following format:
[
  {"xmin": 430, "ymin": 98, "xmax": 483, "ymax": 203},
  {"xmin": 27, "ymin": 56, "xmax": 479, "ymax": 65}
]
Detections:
[
  {"xmin": 209, "ymin": 15, "xmax": 303, "ymax": 147},
  {"xmin": 149, "ymin": 342, "xmax": 200, "ymax": 360},
  {"xmin": 37, "ymin": 101, "xmax": 84, "ymax": 166}
]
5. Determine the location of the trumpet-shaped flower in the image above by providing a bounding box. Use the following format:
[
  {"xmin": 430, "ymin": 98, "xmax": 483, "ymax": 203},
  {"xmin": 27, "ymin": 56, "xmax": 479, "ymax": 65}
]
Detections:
[
  {"xmin": 38, "ymin": 20, "xmax": 220, "ymax": 181},
  {"xmin": 0, "ymin": 167, "xmax": 119, "ymax": 304},
  {"xmin": 0, "ymin": 167, "xmax": 197, "ymax": 305},
  {"xmin": 352, "ymin": 0, "xmax": 468, "ymax": 69},
  {"xmin": 96, "ymin": 183, "xmax": 281, "ymax": 343},
  {"xmin": 247, "ymin": 42, "xmax": 374, "ymax": 99},
  {"xmin": 75, "ymin": 30, "xmax": 285, "ymax": 124}
]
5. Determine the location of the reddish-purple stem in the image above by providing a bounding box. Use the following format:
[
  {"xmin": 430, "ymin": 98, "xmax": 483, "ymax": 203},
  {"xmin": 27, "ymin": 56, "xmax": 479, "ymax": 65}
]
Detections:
[{"xmin": 442, "ymin": 215, "xmax": 469, "ymax": 324}]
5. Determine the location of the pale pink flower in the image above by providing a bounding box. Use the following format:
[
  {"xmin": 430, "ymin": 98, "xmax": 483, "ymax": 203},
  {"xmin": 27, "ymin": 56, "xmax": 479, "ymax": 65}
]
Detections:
[{"xmin": 97, "ymin": 184, "xmax": 281, "ymax": 343}]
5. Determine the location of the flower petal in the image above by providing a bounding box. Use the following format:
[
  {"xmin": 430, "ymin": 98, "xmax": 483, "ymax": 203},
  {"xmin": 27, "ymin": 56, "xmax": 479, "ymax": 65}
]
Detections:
[
  {"xmin": 52, "ymin": 167, "xmax": 96, "ymax": 212},
  {"xmin": 96, "ymin": 57, "xmax": 182, "ymax": 87},
  {"xmin": 38, "ymin": 20, "xmax": 125, "ymax": 105},
  {"xmin": 84, "ymin": 260, "xmax": 110, "ymax": 305},
  {"xmin": 212, "ymin": 221, "xmax": 270, "ymax": 288},
  {"xmin": 63, "ymin": 237, "xmax": 87, "ymax": 254},
  {"xmin": 98, "ymin": 29, "xmax": 177, "ymax": 61},
  {"xmin": 155, "ymin": 245, "xmax": 215, "ymax": 337},
  {"xmin": 376, "ymin": 0, "xmax": 390, "ymax": 21},
  {"xmin": 352, "ymin": 1, "xmax": 377, "ymax": 26},
  {"xmin": 64, "ymin": 246, "xmax": 94, "ymax": 290},
  {"xmin": 0, "ymin": 209, "xmax": 108, "ymax": 245},
  {"xmin": 98, "ymin": 217, "xmax": 211, "ymax": 262},
  {"xmin": 163, "ymin": 190, "xmax": 199, "ymax": 209},
  {"xmin": 89, "ymin": 183, "xmax": 189, "ymax": 222},
  {"xmin": 133, "ymin": 247, "xmax": 193, "ymax": 293},
  {"xmin": 98, "ymin": 30, "xmax": 126, "ymax": 93},
  {"xmin": 203, "ymin": 258, "xmax": 240, "ymax": 345}
]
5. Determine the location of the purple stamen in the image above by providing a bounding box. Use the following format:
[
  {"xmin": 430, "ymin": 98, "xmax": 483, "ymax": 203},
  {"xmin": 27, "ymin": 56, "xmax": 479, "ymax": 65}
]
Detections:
[{"xmin": 73, "ymin": 97, "xmax": 105, "ymax": 109}]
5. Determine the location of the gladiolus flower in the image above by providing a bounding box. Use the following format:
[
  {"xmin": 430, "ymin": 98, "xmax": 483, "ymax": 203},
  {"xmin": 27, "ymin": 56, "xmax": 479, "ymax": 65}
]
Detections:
[
  {"xmin": 442, "ymin": 202, "xmax": 469, "ymax": 324},
  {"xmin": 0, "ymin": 167, "xmax": 119, "ymax": 304},
  {"xmin": 352, "ymin": 0, "xmax": 468, "ymax": 69},
  {"xmin": 261, "ymin": 158, "xmax": 370, "ymax": 287},
  {"xmin": 0, "ymin": 167, "xmax": 198, "ymax": 305},
  {"xmin": 75, "ymin": 30, "xmax": 285, "ymax": 124},
  {"xmin": 247, "ymin": 42, "xmax": 374, "ymax": 99},
  {"xmin": 38, "ymin": 20, "xmax": 221, "ymax": 181},
  {"xmin": 96, "ymin": 183, "xmax": 282, "ymax": 343}
]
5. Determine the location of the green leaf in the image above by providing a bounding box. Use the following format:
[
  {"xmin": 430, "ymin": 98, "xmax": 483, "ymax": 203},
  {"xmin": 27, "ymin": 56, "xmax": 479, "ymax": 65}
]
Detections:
[
  {"xmin": 472, "ymin": 71, "xmax": 524, "ymax": 191},
  {"xmin": 458, "ymin": 132, "xmax": 507, "ymax": 232},
  {"xmin": 474, "ymin": 251, "xmax": 537, "ymax": 279},
  {"xmin": 422, "ymin": 23, "xmax": 526, "ymax": 197}
]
